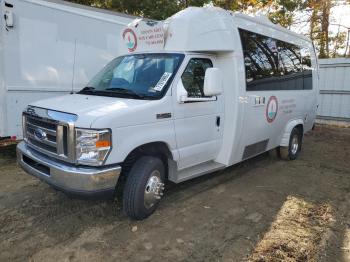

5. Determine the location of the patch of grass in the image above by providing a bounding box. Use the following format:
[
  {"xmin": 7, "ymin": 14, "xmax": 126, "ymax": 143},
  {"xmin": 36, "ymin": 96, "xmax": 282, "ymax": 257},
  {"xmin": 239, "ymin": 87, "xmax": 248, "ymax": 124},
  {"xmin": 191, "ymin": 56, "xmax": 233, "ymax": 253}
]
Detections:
[
  {"xmin": 0, "ymin": 144, "xmax": 17, "ymax": 161},
  {"xmin": 247, "ymin": 196, "xmax": 333, "ymax": 262}
]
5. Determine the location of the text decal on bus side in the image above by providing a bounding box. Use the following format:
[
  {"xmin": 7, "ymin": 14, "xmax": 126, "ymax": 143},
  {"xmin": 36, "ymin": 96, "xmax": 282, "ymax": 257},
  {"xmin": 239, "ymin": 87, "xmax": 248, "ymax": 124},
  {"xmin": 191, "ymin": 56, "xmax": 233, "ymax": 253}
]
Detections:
[{"xmin": 266, "ymin": 96, "xmax": 278, "ymax": 123}]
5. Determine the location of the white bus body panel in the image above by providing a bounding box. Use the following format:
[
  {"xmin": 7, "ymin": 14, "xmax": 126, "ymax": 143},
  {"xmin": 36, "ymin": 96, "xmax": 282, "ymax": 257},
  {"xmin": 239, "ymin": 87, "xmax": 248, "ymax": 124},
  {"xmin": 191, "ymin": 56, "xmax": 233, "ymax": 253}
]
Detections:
[
  {"xmin": 219, "ymin": 15, "xmax": 318, "ymax": 166},
  {"xmin": 0, "ymin": 0, "xmax": 133, "ymax": 138},
  {"xmin": 22, "ymin": 7, "xmax": 318, "ymax": 184},
  {"xmin": 0, "ymin": 1, "xmax": 5, "ymax": 137}
]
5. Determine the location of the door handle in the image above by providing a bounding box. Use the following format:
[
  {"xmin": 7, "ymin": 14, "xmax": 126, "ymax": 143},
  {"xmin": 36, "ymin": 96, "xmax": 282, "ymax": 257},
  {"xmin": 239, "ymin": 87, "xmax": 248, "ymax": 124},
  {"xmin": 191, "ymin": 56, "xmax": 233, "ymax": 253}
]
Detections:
[{"xmin": 216, "ymin": 116, "xmax": 221, "ymax": 127}]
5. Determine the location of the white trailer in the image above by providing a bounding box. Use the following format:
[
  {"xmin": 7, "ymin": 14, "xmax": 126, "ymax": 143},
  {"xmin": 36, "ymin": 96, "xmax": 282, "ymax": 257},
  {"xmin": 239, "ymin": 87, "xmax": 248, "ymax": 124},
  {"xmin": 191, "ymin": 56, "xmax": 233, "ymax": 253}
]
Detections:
[
  {"xmin": 17, "ymin": 7, "xmax": 319, "ymax": 220},
  {"xmin": 0, "ymin": 0, "xmax": 134, "ymax": 139}
]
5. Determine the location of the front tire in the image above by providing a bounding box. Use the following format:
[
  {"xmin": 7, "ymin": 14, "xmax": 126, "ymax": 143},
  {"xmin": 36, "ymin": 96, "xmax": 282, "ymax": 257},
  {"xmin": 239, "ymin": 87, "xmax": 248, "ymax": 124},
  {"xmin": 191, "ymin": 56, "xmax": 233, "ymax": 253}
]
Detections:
[
  {"xmin": 278, "ymin": 127, "xmax": 302, "ymax": 160},
  {"xmin": 123, "ymin": 156, "xmax": 165, "ymax": 220}
]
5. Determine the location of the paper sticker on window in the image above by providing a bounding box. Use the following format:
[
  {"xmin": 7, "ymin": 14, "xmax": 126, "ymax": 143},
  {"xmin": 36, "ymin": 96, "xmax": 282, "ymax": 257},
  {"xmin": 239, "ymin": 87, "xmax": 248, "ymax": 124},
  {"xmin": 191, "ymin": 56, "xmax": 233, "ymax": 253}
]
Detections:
[{"xmin": 153, "ymin": 72, "xmax": 172, "ymax": 91}]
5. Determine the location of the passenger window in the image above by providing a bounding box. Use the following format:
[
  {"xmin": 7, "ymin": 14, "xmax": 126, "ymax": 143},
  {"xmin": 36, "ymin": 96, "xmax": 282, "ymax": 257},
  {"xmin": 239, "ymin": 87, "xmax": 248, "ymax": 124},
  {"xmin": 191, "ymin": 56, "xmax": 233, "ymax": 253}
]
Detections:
[
  {"xmin": 301, "ymin": 48, "xmax": 313, "ymax": 90},
  {"xmin": 239, "ymin": 28, "xmax": 313, "ymax": 91},
  {"xmin": 278, "ymin": 41, "xmax": 303, "ymax": 90},
  {"xmin": 301, "ymin": 48, "xmax": 312, "ymax": 69},
  {"xmin": 181, "ymin": 58, "xmax": 213, "ymax": 97},
  {"xmin": 239, "ymin": 29, "xmax": 280, "ymax": 91},
  {"xmin": 278, "ymin": 41, "xmax": 302, "ymax": 75}
]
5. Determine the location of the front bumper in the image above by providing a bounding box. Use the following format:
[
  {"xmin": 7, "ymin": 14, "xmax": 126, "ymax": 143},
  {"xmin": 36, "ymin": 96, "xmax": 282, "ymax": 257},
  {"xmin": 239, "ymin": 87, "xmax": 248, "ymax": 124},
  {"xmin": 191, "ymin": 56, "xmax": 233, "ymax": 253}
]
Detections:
[{"xmin": 16, "ymin": 142, "xmax": 121, "ymax": 198}]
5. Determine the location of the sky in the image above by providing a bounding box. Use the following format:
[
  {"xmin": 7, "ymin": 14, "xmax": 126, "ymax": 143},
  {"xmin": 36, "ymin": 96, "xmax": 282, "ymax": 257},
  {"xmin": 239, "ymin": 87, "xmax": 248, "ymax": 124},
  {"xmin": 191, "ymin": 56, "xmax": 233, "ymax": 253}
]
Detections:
[
  {"xmin": 330, "ymin": 5, "xmax": 350, "ymax": 54},
  {"xmin": 287, "ymin": 4, "xmax": 350, "ymax": 55},
  {"xmin": 332, "ymin": 4, "xmax": 350, "ymax": 29},
  {"xmin": 289, "ymin": 4, "xmax": 350, "ymax": 34}
]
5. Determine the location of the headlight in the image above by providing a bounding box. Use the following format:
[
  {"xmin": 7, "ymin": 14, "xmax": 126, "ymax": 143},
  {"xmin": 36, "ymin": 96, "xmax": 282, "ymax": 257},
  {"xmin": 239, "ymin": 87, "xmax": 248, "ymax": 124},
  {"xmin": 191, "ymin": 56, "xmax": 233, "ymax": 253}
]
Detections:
[{"xmin": 75, "ymin": 128, "xmax": 112, "ymax": 166}]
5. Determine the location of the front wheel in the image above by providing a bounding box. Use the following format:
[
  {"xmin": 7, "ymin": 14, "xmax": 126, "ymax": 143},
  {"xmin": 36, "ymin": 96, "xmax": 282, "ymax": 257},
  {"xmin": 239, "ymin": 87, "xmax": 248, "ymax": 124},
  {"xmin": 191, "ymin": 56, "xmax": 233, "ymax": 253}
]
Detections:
[
  {"xmin": 278, "ymin": 127, "xmax": 302, "ymax": 160},
  {"xmin": 123, "ymin": 156, "xmax": 165, "ymax": 220}
]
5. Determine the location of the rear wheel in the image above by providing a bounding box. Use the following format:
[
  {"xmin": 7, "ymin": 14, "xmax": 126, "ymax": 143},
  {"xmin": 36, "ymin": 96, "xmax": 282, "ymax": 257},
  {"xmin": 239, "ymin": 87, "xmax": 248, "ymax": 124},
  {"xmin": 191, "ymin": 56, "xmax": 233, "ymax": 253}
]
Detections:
[
  {"xmin": 278, "ymin": 127, "xmax": 302, "ymax": 160},
  {"xmin": 123, "ymin": 156, "xmax": 165, "ymax": 220}
]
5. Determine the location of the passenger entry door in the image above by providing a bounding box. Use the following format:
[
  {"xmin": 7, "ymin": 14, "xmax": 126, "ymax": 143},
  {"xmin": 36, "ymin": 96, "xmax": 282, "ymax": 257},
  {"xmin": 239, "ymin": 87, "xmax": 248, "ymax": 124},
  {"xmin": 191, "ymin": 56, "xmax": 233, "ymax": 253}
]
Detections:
[{"xmin": 172, "ymin": 56, "xmax": 223, "ymax": 170}]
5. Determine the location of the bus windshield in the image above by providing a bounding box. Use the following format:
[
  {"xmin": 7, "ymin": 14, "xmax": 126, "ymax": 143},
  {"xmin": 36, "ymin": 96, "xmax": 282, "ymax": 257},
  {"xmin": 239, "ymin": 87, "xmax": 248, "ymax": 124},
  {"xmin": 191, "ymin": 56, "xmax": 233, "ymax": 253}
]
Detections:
[{"xmin": 78, "ymin": 53, "xmax": 184, "ymax": 100}]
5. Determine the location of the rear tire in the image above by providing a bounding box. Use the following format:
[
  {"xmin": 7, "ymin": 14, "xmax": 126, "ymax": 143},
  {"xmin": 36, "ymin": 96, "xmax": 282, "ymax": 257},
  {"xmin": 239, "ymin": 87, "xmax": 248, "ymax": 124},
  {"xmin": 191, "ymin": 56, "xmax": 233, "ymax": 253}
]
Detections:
[
  {"xmin": 278, "ymin": 127, "xmax": 302, "ymax": 160},
  {"xmin": 123, "ymin": 156, "xmax": 165, "ymax": 220}
]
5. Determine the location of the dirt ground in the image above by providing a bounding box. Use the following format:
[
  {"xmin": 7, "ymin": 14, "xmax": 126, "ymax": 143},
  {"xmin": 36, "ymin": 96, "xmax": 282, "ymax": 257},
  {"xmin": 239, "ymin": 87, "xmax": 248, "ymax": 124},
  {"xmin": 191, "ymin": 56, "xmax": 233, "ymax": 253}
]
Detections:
[{"xmin": 0, "ymin": 125, "xmax": 349, "ymax": 262}]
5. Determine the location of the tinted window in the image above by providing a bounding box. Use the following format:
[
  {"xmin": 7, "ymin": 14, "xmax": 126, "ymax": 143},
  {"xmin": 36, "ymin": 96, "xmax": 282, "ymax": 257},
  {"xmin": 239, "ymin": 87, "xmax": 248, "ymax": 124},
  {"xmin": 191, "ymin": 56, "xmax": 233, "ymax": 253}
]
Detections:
[
  {"xmin": 278, "ymin": 41, "xmax": 303, "ymax": 90},
  {"xmin": 181, "ymin": 58, "xmax": 213, "ymax": 97},
  {"xmin": 239, "ymin": 29, "xmax": 280, "ymax": 91},
  {"xmin": 301, "ymin": 48, "xmax": 312, "ymax": 90},
  {"xmin": 239, "ymin": 28, "xmax": 313, "ymax": 91},
  {"xmin": 278, "ymin": 41, "xmax": 302, "ymax": 75}
]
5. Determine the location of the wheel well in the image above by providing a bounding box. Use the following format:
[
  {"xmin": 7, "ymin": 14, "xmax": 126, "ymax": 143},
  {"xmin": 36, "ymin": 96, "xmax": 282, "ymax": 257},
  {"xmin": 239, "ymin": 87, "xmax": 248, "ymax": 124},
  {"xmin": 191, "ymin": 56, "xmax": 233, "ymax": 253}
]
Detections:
[
  {"xmin": 118, "ymin": 142, "xmax": 172, "ymax": 187},
  {"xmin": 295, "ymin": 124, "xmax": 304, "ymax": 136},
  {"xmin": 294, "ymin": 124, "xmax": 304, "ymax": 149}
]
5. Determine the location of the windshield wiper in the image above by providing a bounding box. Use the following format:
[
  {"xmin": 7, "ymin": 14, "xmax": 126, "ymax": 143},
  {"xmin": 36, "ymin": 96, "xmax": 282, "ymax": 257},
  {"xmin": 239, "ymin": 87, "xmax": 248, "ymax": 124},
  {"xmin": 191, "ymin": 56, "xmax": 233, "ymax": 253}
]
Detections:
[
  {"xmin": 78, "ymin": 86, "xmax": 96, "ymax": 94},
  {"xmin": 78, "ymin": 86, "xmax": 150, "ymax": 99},
  {"xmin": 105, "ymin": 87, "xmax": 147, "ymax": 99}
]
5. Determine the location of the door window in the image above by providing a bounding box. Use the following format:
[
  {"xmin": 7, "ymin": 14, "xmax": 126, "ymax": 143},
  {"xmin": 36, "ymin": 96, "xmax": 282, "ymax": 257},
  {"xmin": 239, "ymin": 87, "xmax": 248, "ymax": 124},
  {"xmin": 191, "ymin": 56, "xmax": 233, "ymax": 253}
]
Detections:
[{"xmin": 181, "ymin": 58, "xmax": 213, "ymax": 97}]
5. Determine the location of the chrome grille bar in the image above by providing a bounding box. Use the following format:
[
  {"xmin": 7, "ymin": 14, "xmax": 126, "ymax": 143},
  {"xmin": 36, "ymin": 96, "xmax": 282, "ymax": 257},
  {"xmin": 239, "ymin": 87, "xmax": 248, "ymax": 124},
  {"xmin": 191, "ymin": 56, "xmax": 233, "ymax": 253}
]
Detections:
[
  {"xmin": 23, "ymin": 106, "xmax": 77, "ymax": 164},
  {"xmin": 56, "ymin": 125, "xmax": 64, "ymax": 156},
  {"xmin": 26, "ymin": 132, "xmax": 57, "ymax": 147},
  {"xmin": 26, "ymin": 121, "xmax": 57, "ymax": 137}
]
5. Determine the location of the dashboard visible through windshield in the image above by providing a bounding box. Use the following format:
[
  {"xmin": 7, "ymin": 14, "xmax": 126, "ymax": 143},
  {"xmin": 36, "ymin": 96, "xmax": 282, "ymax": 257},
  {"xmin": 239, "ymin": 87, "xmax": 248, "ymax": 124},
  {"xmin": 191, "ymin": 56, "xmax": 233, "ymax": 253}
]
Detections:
[{"xmin": 78, "ymin": 53, "xmax": 185, "ymax": 100}]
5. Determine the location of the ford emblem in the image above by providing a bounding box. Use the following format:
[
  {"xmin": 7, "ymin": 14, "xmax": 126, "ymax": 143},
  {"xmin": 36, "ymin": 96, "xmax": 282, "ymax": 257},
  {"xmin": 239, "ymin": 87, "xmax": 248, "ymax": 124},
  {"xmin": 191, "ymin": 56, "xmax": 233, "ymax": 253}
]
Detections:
[
  {"xmin": 26, "ymin": 107, "xmax": 36, "ymax": 115},
  {"xmin": 34, "ymin": 128, "xmax": 47, "ymax": 141}
]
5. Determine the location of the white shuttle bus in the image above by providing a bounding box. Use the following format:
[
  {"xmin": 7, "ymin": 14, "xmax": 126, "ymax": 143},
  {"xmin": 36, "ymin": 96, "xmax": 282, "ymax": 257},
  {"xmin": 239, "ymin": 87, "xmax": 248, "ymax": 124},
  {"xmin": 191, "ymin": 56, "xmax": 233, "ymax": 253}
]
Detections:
[{"xmin": 17, "ymin": 7, "xmax": 319, "ymax": 220}]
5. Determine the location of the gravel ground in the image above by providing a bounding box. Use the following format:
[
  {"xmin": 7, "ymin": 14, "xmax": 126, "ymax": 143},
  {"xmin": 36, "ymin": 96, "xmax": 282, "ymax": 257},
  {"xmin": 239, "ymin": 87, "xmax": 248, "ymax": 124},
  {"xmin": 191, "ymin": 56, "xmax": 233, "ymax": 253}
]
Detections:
[{"xmin": 0, "ymin": 125, "xmax": 349, "ymax": 262}]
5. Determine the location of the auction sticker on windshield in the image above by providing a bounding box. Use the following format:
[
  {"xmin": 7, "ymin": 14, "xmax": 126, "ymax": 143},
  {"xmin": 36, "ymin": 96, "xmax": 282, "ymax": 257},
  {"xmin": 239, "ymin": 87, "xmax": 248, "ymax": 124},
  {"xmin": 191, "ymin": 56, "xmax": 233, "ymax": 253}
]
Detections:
[{"xmin": 153, "ymin": 72, "xmax": 172, "ymax": 91}]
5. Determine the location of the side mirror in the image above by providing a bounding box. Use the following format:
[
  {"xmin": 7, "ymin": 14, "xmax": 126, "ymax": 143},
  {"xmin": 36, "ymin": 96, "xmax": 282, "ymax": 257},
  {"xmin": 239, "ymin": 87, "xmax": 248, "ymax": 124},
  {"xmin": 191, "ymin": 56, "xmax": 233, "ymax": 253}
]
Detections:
[{"xmin": 203, "ymin": 68, "xmax": 223, "ymax": 96}]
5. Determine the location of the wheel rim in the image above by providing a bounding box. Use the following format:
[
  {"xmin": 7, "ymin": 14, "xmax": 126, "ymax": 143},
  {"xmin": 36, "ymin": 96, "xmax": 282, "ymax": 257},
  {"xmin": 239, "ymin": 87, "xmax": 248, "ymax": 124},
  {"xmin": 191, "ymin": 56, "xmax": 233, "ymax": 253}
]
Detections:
[
  {"xmin": 291, "ymin": 134, "xmax": 299, "ymax": 155},
  {"xmin": 144, "ymin": 170, "xmax": 164, "ymax": 209}
]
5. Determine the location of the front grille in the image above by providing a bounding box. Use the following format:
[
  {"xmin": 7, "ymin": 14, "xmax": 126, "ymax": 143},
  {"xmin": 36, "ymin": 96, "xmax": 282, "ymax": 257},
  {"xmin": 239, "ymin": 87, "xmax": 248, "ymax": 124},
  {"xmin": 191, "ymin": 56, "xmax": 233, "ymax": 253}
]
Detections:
[
  {"xmin": 28, "ymin": 136, "xmax": 57, "ymax": 153},
  {"xmin": 26, "ymin": 116, "xmax": 58, "ymax": 152},
  {"xmin": 23, "ymin": 113, "xmax": 74, "ymax": 163}
]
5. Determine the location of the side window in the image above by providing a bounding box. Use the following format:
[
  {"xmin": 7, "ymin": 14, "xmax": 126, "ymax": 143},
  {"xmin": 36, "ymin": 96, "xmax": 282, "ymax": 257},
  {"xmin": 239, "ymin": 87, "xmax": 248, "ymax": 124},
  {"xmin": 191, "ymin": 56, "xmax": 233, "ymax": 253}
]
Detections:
[
  {"xmin": 181, "ymin": 58, "xmax": 213, "ymax": 97},
  {"xmin": 278, "ymin": 41, "xmax": 303, "ymax": 90},
  {"xmin": 301, "ymin": 48, "xmax": 312, "ymax": 69},
  {"xmin": 239, "ymin": 29, "xmax": 280, "ymax": 91},
  {"xmin": 278, "ymin": 41, "xmax": 302, "ymax": 75},
  {"xmin": 239, "ymin": 28, "xmax": 313, "ymax": 91},
  {"xmin": 301, "ymin": 47, "xmax": 313, "ymax": 90}
]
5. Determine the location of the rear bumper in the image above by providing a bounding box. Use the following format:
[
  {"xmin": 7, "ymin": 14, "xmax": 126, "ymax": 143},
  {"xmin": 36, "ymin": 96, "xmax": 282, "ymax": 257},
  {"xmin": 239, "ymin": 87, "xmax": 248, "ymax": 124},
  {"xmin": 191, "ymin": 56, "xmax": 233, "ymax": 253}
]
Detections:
[{"xmin": 16, "ymin": 142, "xmax": 121, "ymax": 199}]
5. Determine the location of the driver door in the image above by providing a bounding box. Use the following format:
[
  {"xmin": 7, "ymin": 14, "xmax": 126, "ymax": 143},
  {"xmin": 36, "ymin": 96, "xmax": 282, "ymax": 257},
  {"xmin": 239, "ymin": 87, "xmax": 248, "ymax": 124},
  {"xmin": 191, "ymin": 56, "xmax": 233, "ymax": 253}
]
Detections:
[{"xmin": 172, "ymin": 56, "xmax": 223, "ymax": 170}]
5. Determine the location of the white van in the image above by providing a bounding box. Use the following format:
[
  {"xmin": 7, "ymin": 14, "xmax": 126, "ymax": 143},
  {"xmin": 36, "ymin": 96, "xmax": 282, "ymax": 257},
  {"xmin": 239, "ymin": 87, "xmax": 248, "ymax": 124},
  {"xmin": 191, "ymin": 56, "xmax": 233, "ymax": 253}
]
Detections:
[
  {"xmin": 17, "ymin": 7, "xmax": 319, "ymax": 220},
  {"xmin": 0, "ymin": 0, "xmax": 133, "ymax": 140}
]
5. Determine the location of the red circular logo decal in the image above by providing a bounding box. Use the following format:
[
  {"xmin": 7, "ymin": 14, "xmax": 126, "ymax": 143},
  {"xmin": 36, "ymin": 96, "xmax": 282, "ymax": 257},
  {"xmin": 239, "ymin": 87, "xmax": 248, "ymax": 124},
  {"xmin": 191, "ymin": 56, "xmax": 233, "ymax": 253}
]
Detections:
[
  {"xmin": 122, "ymin": 28, "xmax": 137, "ymax": 52},
  {"xmin": 266, "ymin": 96, "xmax": 278, "ymax": 123}
]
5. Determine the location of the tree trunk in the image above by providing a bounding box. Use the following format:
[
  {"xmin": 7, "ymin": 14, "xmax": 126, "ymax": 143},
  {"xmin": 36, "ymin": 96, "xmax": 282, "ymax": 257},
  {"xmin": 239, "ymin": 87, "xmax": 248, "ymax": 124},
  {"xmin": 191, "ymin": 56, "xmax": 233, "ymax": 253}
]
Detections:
[
  {"xmin": 310, "ymin": 7, "xmax": 317, "ymax": 41},
  {"xmin": 319, "ymin": 0, "xmax": 331, "ymax": 58},
  {"xmin": 345, "ymin": 29, "xmax": 350, "ymax": 57}
]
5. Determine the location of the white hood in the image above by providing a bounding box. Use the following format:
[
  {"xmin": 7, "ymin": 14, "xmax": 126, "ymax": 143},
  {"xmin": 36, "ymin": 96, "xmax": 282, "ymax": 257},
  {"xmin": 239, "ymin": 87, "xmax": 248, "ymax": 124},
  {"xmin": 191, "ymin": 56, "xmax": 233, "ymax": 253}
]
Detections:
[{"xmin": 30, "ymin": 94, "xmax": 162, "ymax": 128}]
